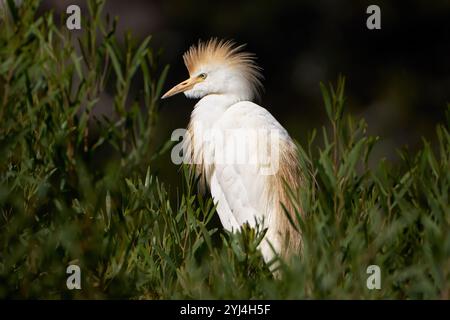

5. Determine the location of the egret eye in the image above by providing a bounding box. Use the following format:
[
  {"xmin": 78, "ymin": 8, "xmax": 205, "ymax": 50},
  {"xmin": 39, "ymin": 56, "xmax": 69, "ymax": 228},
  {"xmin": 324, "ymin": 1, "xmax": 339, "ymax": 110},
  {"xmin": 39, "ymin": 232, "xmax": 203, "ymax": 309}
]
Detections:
[{"xmin": 198, "ymin": 73, "xmax": 207, "ymax": 80}]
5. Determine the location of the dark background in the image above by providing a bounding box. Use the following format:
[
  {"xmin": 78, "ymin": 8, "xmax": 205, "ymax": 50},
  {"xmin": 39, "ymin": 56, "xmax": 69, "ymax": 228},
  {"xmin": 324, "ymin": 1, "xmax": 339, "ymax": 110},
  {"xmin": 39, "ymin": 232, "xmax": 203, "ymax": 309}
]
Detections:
[{"xmin": 42, "ymin": 0, "xmax": 450, "ymax": 184}]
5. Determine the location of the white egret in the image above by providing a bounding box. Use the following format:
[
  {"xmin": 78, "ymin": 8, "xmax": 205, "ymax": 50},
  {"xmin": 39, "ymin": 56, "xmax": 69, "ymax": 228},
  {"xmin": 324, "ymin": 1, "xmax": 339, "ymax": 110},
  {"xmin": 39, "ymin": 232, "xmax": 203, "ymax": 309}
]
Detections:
[{"xmin": 162, "ymin": 38, "xmax": 303, "ymax": 265}]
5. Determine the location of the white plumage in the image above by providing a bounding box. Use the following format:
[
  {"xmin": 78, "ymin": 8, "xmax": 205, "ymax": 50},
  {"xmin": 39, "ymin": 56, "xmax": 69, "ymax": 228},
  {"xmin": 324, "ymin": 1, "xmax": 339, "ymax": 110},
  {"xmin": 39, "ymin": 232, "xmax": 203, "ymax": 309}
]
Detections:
[{"xmin": 162, "ymin": 39, "xmax": 303, "ymax": 265}]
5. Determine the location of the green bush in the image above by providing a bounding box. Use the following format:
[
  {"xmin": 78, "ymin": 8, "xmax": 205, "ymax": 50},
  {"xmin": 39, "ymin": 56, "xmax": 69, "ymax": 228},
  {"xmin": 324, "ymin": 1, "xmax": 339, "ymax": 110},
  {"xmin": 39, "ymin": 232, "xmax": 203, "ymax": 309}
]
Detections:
[{"xmin": 0, "ymin": 0, "xmax": 449, "ymax": 299}]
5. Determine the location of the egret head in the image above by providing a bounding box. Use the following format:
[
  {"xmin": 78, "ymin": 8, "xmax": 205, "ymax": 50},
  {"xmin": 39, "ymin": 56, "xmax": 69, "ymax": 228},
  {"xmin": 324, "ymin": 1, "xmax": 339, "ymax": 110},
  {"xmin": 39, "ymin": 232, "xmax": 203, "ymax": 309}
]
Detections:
[{"xmin": 162, "ymin": 38, "xmax": 263, "ymax": 101}]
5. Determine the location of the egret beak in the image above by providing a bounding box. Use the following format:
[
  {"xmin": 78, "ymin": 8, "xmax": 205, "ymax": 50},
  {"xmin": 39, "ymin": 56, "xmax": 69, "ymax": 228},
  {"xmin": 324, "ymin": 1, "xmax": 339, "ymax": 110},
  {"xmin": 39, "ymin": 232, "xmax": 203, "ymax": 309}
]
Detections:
[{"xmin": 161, "ymin": 77, "xmax": 200, "ymax": 99}]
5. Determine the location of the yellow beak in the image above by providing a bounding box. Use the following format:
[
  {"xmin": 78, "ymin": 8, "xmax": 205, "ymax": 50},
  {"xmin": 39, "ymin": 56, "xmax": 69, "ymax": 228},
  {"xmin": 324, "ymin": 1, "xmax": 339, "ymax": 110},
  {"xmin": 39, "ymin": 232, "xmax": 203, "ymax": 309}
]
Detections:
[{"xmin": 161, "ymin": 77, "xmax": 201, "ymax": 99}]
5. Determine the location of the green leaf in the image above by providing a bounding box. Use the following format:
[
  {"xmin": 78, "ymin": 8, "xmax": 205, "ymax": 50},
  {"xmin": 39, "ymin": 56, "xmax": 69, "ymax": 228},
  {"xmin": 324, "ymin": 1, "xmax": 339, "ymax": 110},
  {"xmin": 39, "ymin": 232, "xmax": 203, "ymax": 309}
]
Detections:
[{"xmin": 320, "ymin": 82, "xmax": 332, "ymax": 120}]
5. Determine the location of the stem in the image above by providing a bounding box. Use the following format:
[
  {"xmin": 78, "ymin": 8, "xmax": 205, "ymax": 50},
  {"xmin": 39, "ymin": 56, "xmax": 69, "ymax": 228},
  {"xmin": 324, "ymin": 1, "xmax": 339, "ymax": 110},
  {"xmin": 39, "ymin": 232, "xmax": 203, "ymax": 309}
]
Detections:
[{"xmin": 0, "ymin": 68, "xmax": 14, "ymax": 121}]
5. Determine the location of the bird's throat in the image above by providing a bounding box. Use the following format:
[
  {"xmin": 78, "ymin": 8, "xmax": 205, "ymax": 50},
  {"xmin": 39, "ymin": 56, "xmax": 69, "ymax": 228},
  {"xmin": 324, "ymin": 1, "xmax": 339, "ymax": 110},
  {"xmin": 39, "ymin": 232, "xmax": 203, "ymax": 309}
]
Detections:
[{"xmin": 190, "ymin": 94, "xmax": 239, "ymax": 128}]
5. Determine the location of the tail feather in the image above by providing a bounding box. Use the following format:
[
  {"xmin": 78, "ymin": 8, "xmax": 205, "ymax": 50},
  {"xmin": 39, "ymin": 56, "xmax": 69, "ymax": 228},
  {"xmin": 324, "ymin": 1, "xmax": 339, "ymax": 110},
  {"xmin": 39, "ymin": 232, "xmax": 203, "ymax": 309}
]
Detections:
[{"xmin": 272, "ymin": 140, "xmax": 304, "ymax": 260}]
